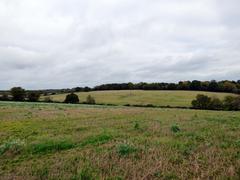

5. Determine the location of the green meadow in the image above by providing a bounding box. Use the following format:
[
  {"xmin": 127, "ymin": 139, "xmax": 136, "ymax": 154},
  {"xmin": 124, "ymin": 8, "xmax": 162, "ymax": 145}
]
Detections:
[
  {"xmin": 0, "ymin": 101, "xmax": 239, "ymax": 179},
  {"xmin": 47, "ymin": 90, "xmax": 235, "ymax": 107}
]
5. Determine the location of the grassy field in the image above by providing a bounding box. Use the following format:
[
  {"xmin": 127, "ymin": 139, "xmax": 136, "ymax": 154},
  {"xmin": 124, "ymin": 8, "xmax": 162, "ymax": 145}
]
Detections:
[
  {"xmin": 0, "ymin": 101, "xmax": 239, "ymax": 179},
  {"xmin": 46, "ymin": 90, "xmax": 236, "ymax": 107}
]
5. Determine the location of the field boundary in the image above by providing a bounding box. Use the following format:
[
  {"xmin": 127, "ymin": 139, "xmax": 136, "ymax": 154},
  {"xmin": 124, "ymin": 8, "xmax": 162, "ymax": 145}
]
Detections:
[{"xmin": 1, "ymin": 100, "xmax": 238, "ymax": 111}]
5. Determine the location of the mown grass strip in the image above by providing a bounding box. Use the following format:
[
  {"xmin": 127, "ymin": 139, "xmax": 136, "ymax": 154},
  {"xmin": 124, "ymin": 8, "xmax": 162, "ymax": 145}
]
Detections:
[
  {"xmin": 79, "ymin": 133, "xmax": 113, "ymax": 147},
  {"xmin": 29, "ymin": 140, "xmax": 76, "ymax": 154},
  {"xmin": 0, "ymin": 133, "xmax": 114, "ymax": 157},
  {"xmin": 27, "ymin": 134, "xmax": 113, "ymax": 155}
]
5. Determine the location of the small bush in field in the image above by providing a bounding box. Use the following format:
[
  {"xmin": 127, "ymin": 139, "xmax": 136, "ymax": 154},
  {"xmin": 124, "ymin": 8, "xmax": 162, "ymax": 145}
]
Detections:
[
  {"xmin": 86, "ymin": 95, "xmax": 96, "ymax": 104},
  {"xmin": 64, "ymin": 93, "xmax": 79, "ymax": 104}
]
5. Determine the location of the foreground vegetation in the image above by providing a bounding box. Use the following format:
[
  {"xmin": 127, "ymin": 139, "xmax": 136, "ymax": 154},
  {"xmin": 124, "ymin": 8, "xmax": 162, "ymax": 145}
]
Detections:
[
  {"xmin": 0, "ymin": 101, "xmax": 239, "ymax": 179},
  {"xmin": 48, "ymin": 90, "xmax": 235, "ymax": 107}
]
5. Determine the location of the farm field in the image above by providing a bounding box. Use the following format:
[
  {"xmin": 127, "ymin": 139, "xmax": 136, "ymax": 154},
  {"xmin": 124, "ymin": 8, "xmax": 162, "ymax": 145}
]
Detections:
[
  {"xmin": 46, "ymin": 90, "xmax": 236, "ymax": 107},
  {"xmin": 0, "ymin": 101, "xmax": 240, "ymax": 179}
]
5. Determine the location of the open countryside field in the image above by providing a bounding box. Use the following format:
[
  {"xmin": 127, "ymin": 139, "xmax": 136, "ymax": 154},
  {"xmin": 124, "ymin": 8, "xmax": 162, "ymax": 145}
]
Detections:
[
  {"xmin": 0, "ymin": 101, "xmax": 240, "ymax": 179},
  {"xmin": 47, "ymin": 90, "xmax": 236, "ymax": 107}
]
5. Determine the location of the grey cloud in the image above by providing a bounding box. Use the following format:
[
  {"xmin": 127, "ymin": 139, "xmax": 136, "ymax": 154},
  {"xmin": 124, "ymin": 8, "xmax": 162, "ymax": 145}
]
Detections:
[{"xmin": 0, "ymin": 0, "xmax": 240, "ymax": 89}]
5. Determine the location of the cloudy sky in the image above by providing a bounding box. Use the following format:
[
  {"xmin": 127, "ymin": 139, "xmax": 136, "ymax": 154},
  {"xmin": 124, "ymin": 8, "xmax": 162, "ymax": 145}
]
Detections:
[{"xmin": 0, "ymin": 0, "xmax": 240, "ymax": 89}]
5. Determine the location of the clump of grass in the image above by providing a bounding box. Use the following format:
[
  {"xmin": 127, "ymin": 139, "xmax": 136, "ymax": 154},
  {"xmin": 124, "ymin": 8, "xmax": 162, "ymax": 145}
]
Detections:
[
  {"xmin": 220, "ymin": 141, "xmax": 232, "ymax": 149},
  {"xmin": 170, "ymin": 141, "xmax": 196, "ymax": 156},
  {"xmin": 75, "ymin": 127, "xmax": 88, "ymax": 132},
  {"xmin": 30, "ymin": 140, "xmax": 75, "ymax": 154},
  {"xmin": 134, "ymin": 122, "xmax": 140, "ymax": 130},
  {"xmin": 116, "ymin": 143, "xmax": 137, "ymax": 156},
  {"xmin": 0, "ymin": 139, "xmax": 25, "ymax": 155},
  {"xmin": 164, "ymin": 173, "xmax": 179, "ymax": 180},
  {"xmin": 154, "ymin": 171, "xmax": 179, "ymax": 179},
  {"xmin": 234, "ymin": 140, "xmax": 240, "ymax": 148},
  {"xmin": 27, "ymin": 112, "xmax": 32, "ymax": 115},
  {"xmin": 80, "ymin": 133, "xmax": 113, "ymax": 147},
  {"xmin": 72, "ymin": 167, "xmax": 96, "ymax": 180},
  {"xmin": 171, "ymin": 125, "xmax": 180, "ymax": 133},
  {"xmin": 112, "ymin": 176, "xmax": 123, "ymax": 180},
  {"xmin": 32, "ymin": 166, "xmax": 49, "ymax": 179}
]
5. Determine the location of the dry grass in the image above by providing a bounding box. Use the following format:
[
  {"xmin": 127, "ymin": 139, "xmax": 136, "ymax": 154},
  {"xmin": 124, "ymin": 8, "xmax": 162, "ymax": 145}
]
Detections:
[{"xmin": 0, "ymin": 101, "xmax": 240, "ymax": 179}]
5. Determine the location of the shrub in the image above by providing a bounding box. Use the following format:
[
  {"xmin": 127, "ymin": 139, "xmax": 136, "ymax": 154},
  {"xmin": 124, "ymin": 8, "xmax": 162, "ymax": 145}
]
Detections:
[
  {"xmin": 192, "ymin": 94, "xmax": 240, "ymax": 111},
  {"xmin": 224, "ymin": 96, "xmax": 240, "ymax": 110},
  {"xmin": 64, "ymin": 93, "xmax": 79, "ymax": 104},
  {"xmin": 233, "ymin": 96, "xmax": 240, "ymax": 110},
  {"xmin": 117, "ymin": 143, "xmax": 137, "ymax": 156},
  {"xmin": 209, "ymin": 97, "xmax": 223, "ymax": 110},
  {"xmin": 0, "ymin": 93, "xmax": 10, "ymax": 101},
  {"xmin": 10, "ymin": 87, "xmax": 26, "ymax": 101},
  {"xmin": 171, "ymin": 125, "xmax": 180, "ymax": 133},
  {"xmin": 27, "ymin": 91, "xmax": 41, "ymax": 102},
  {"xmin": 223, "ymin": 96, "xmax": 235, "ymax": 110},
  {"xmin": 191, "ymin": 94, "xmax": 211, "ymax": 109},
  {"xmin": 86, "ymin": 95, "xmax": 96, "ymax": 104},
  {"xmin": 134, "ymin": 122, "xmax": 140, "ymax": 130},
  {"xmin": 72, "ymin": 167, "xmax": 95, "ymax": 180}
]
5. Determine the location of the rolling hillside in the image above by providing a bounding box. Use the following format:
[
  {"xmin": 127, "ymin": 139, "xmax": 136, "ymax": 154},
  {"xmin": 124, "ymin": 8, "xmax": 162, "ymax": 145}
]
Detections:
[{"xmin": 46, "ymin": 90, "xmax": 236, "ymax": 107}]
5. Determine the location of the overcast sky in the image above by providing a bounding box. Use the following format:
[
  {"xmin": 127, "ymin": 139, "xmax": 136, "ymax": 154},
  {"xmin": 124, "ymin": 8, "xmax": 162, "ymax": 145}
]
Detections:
[{"xmin": 0, "ymin": 0, "xmax": 240, "ymax": 89}]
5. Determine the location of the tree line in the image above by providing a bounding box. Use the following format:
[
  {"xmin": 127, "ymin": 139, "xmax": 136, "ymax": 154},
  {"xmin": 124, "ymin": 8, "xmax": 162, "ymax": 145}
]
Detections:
[
  {"xmin": 75, "ymin": 80, "xmax": 240, "ymax": 94},
  {"xmin": 0, "ymin": 87, "xmax": 96, "ymax": 105},
  {"xmin": 1, "ymin": 80, "xmax": 239, "ymax": 97},
  {"xmin": 0, "ymin": 87, "xmax": 41, "ymax": 102}
]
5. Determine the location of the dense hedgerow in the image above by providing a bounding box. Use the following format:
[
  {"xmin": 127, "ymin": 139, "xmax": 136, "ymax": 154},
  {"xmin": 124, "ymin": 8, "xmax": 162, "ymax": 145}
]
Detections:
[
  {"xmin": 91, "ymin": 80, "xmax": 240, "ymax": 94},
  {"xmin": 192, "ymin": 94, "xmax": 240, "ymax": 110}
]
